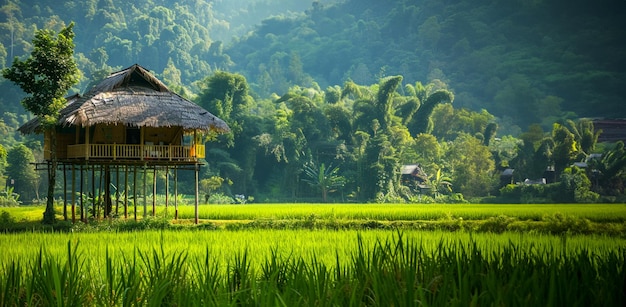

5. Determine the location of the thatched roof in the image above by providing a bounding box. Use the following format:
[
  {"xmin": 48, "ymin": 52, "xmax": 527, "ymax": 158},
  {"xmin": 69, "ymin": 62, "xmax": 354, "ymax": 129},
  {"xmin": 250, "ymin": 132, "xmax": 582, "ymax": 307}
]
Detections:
[
  {"xmin": 401, "ymin": 164, "xmax": 428, "ymax": 182},
  {"xmin": 19, "ymin": 64, "xmax": 230, "ymax": 134}
]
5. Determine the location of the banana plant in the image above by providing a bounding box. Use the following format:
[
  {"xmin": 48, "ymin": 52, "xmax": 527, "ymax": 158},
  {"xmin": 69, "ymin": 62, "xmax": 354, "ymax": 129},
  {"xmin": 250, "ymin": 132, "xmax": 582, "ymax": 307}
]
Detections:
[
  {"xmin": 302, "ymin": 161, "xmax": 346, "ymax": 202},
  {"xmin": 430, "ymin": 168, "xmax": 452, "ymax": 197}
]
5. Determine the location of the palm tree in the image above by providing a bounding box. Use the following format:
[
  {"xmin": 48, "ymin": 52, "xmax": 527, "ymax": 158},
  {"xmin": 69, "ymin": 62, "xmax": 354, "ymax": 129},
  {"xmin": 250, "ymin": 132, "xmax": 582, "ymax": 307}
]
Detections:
[
  {"xmin": 564, "ymin": 119, "xmax": 602, "ymax": 156},
  {"xmin": 302, "ymin": 162, "xmax": 345, "ymax": 202},
  {"xmin": 588, "ymin": 141, "xmax": 626, "ymax": 195}
]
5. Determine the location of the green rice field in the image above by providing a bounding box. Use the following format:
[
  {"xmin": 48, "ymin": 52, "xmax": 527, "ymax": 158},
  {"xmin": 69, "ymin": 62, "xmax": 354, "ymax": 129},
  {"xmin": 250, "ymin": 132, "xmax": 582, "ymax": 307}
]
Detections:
[
  {"xmin": 176, "ymin": 203, "xmax": 626, "ymax": 222},
  {"xmin": 1, "ymin": 203, "xmax": 625, "ymax": 305},
  {"xmin": 13, "ymin": 202, "xmax": 626, "ymax": 222},
  {"xmin": 2, "ymin": 229, "xmax": 624, "ymax": 266}
]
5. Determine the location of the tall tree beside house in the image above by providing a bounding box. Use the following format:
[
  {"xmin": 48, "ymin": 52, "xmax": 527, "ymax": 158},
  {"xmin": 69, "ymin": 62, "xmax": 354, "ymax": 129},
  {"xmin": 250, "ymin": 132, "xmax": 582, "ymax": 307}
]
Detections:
[
  {"xmin": 2, "ymin": 23, "xmax": 79, "ymax": 223},
  {"xmin": 196, "ymin": 71, "xmax": 261, "ymax": 195},
  {"xmin": 197, "ymin": 71, "xmax": 253, "ymax": 141}
]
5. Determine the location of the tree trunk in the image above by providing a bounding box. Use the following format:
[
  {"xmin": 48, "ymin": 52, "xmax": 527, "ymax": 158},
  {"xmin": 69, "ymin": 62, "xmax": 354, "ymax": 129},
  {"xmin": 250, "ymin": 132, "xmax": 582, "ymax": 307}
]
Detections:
[{"xmin": 43, "ymin": 129, "xmax": 57, "ymax": 224}]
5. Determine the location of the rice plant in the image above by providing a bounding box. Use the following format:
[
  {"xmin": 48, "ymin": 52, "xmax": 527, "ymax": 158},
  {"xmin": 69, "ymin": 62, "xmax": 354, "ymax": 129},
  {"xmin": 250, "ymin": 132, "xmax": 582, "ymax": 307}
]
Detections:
[{"xmin": 1, "ymin": 231, "xmax": 625, "ymax": 306}]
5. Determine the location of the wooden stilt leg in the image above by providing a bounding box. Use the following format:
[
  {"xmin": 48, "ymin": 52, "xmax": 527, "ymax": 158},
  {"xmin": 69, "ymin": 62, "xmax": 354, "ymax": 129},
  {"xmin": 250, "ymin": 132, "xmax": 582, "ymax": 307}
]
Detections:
[
  {"xmin": 124, "ymin": 165, "xmax": 128, "ymax": 219},
  {"xmin": 63, "ymin": 165, "xmax": 67, "ymax": 221},
  {"xmin": 165, "ymin": 166, "xmax": 169, "ymax": 218},
  {"xmin": 143, "ymin": 164, "xmax": 147, "ymax": 218},
  {"xmin": 133, "ymin": 165, "xmax": 138, "ymax": 221},
  {"xmin": 152, "ymin": 167, "xmax": 156, "ymax": 216},
  {"xmin": 71, "ymin": 166, "xmax": 76, "ymax": 223},
  {"xmin": 80, "ymin": 165, "xmax": 85, "ymax": 222},
  {"xmin": 174, "ymin": 168, "xmax": 178, "ymax": 220},
  {"xmin": 195, "ymin": 164, "xmax": 199, "ymax": 224}
]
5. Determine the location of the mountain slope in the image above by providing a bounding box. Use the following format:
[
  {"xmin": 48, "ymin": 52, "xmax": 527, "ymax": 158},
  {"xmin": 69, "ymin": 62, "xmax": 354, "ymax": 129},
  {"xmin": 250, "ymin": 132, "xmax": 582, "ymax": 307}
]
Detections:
[{"xmin": 226, "ymin": 0, "xmax": 626, "ymax": 128}]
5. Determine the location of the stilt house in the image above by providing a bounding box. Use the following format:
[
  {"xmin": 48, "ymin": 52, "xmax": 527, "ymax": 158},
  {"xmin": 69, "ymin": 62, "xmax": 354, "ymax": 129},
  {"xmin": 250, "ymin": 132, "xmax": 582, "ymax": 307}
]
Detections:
[{"xmin": 19, "ymin": 64, "xmax": 230, "ymax": 223}]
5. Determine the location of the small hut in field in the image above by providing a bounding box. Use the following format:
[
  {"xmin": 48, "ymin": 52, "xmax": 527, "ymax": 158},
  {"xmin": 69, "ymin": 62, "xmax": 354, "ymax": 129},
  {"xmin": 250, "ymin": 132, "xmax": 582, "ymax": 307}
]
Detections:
[{"xmin": 19, "ymin": 64, "xmax": 229, "ymax": 223}]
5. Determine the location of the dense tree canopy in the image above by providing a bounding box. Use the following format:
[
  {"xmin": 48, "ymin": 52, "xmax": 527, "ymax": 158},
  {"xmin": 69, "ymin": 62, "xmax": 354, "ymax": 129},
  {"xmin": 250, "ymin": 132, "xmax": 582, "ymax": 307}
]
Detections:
[
  {"xmin": 0, "ymin": 0, "xmax": 625, "ymax": 204},
  {"xmin": 1, "ymin": 0, "xmax": 624, "ymax": 130}
]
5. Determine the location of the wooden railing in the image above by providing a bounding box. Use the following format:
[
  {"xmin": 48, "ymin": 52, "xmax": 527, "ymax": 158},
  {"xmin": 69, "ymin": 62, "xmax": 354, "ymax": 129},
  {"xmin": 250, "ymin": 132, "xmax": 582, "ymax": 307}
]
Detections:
[{"xmin": 66, "ymin": 144, "xmax": 205, "ymax": 161}]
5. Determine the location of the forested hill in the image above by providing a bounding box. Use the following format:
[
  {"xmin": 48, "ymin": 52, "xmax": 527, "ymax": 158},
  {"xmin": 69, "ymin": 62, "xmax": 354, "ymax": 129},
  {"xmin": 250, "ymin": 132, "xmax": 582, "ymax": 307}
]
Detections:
[
  {"xmin": 1, "ymin": 0, "xmax": 625, "ymax": 129},
  {"xmin": 0, "ymin": 0, "xmax": 339, "ymax": 112},
  {"xmin": 226, "ymin": 0, "xmax": 626, "ymax": 128}
]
